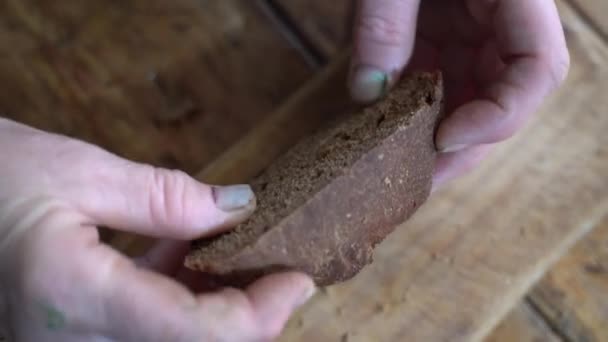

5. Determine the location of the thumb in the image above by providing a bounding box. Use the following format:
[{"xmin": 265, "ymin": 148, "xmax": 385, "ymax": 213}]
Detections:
[
  {"xmin": 350, "ymin": 0, "xmax": 421, "ymax": 103},
  {"xmin": 68, "ymin": 152, "xmax": 256, "ymax": 240}
]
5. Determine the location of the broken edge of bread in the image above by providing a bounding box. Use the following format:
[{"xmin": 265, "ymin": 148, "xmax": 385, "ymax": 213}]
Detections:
[{"xmin": 185, "ymin": 71, "xmax": 444, "ymax": 287}]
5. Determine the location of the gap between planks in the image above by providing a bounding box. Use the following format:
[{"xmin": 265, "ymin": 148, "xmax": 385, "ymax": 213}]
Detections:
[
  {"xmin": 516, "ymin": 1, "xmax": 608, "ymax": 341},
  {"xmin": 564, "ymin": 0, "xmax": 608, "ymax": 44},
  {"xmin": 525, "ymin": 298, "xmax": 569, "ymax": 342},
  {"xmin": 254, "ymin": 0, "xmax": 326, "ymax": 68}
]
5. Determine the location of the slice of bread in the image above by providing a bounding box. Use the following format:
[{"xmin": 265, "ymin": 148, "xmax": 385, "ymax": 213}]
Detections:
[{"xmin": 185, "ymin": 71, "xmax": 444, "ymax": 286}]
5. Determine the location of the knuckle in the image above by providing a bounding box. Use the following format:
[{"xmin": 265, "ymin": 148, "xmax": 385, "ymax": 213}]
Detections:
[
  {"xmin": 484, "ymin": 84, "xmax": 527, "ymax": 143},
  {"xmin": 358, "ymin": 14, "xmax": 407, "ymax": 47},
  {"xmin": 147, "ymin": 167, "xmax": 190, "ymax": 229},
  {"xmin": 491, "ymin": 109, "xmax": 522, "ymax": 142},
  {"xmin": 548, "ymin": 51, "xmax": 570, "ymax": 89},
  {"xmin": 98, "ymin": 254, "xmax": 132, "ymax": 293}
]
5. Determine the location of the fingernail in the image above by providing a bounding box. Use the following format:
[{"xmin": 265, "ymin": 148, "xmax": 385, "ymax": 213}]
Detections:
[
  {"xmin": 295, "ymin": 285, "xmax": 317, "ymax": 309},
  {"xmin": 212, "ymin": 185, "xmax": 255, "ymax": 212},
  {"xmin": 440, "ymin": 144, "xmax": 468, "ymax": 153},
  {"xmin": 349, "ymin": 65, "xmax": 388, "ymax": 103}
]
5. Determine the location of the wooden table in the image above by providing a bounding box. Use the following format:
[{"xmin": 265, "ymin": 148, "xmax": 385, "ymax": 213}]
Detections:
[{"xmin": 1, "ymin": 1, "xmax": 607, "ymax": 341}]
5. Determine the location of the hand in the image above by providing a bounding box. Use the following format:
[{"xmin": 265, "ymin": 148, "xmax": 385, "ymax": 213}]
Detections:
[
  {"xmin": 0, "ymin": 118, "xmax": 315, "ymax": 342},
  {"xmin": 349, "ymin": 0, "xmax": 570, "ymax": 188}
]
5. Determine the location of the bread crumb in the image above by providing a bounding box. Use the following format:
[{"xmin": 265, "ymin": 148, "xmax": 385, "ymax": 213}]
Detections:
[
  {"xmin": 384, "ymin": 177, "xmax": 392, "ymax": 187},
  {"xmin": 374, "ymin": 303, "xmax": 385, "ymax": 313},
  {"xmin": 187, "ymin": 71, "xmax": 441, "ymax": 285},
  {"xmin": 341, "ymin": 333, "xmax": 349, "ymax": 342}
]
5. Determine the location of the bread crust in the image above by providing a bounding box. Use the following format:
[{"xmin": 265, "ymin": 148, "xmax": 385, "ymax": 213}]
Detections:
[{"xmin": 185, "ymin": 72, "xmax": 444, "ymax": 286}]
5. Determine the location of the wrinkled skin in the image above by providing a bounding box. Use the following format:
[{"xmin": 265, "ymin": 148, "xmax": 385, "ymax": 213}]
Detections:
[
  {"xmin": 0, "ymin": 119, "xmax": 314, "ymax": 341},
  {"xmin": 350, "ymin": 0, "xmax": 570, "ymax": 188},
  {"xmin": 1, "ymin": 1, "xmax": 569, "ymax": 340}
]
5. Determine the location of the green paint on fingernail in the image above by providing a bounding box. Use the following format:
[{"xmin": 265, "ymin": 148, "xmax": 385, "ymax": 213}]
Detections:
[
  {"xmin": 212, "ymin": 184, "xmax": 255, "ymax": 212},
  {"xmin": 372, "ymin": 71, "xmax": 389, "ymax": 93},
  {"xmin": 40, "ymin": 302, "xmax": 66, "ymax": 331},
  {"xmin": 362, "ymin": 69, "xmax": 388, "ymax": 92},
  {"xmin": 351, "ymin": 66, "xmax": 390, "ymax": 102},
  {"xmin": 381, "ymin": 75, "xmax": 389, "ymax": 96}
]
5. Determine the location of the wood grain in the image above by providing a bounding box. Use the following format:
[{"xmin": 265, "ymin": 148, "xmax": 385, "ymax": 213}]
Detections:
[
  {"xmin": 0, "ymin": 0, "xmax": 315, "ymax": 249},
  {"xmin": 1, "ymin": 0, "xmax": 607, "ymax": 341},
  {"xmin": 114, "ymin": 52, "xmax": 355, "ymax": 255},
  {"xmin": 276, "ymin": 0, "xmax": 353, "ymax": 58},
  {"xmin": 484, "ymin": 303, "xmax": 561, "ymax": 342},
  {"xmin": 0, "ymin": 0, "xmax": 312, "ymax": 174},
  {"xmin": 277, "ymin": 1, "xmax": 608, "ymax": 340},
  {"xmin": 519, "ymin": 3, "xmax": 608, "ymax": 339},
  {"xmin": 529, "ymin": 216, "xmax": 608, "ymax": 341},
  {"xmin": 569, "ymin": 0, "xmax": 608, "ymax": 40},
  {"xmin": 197, "ymin": 50, "xmax": 354, "ymax": 185}
]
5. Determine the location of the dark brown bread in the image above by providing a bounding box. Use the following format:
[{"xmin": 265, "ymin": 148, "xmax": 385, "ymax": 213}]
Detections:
[{"xmin": 185, "ymin": 71, "xmax": 444, "ymax": 286}]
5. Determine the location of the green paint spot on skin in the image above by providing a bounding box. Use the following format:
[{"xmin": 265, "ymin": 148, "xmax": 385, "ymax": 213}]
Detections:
[{"xmin": 39, "ymin": 303, "xmax": 66, "ymax": 331}]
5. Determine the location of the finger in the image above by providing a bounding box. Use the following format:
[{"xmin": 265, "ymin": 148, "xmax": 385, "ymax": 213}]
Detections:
[
  {"xmin": 350, "ymin": 0, "xmax": 421, "ymax": 102},
  {"xmin": 175, "ymin": 268, "xmax": 223, "ymax": 293},
  {"xmin": 192, "ymin": 272, "xmax": 315, "ymax": 342},
  {"xmin": 1, "ymin": 118, "xmax": 255, "ymax": 240},
  {"xmin": 436, "ymin": 0, "xmax": 570, "ymax": 152},
  {"xmin": 11, "ymin": 194, "xmax": 308, "ymax": 342},
  {"xmin": 238, "ymin": 272, "xmax": 316, "ymax": 339},
  {"xmin": 432, "ymin": 144, "xmax": 494, "ymax": 191},
  {"xmin": 64, "ymin": 148, "xmax": 256, "ymax": 240},
  {"xmin": 97, "ymin": 249, "xmax": 314, "ymax": 342},
  {"xmin": 134, "ymin": 239, "xmax": 188, "ymax": 275},
  {"xmin": 95, "ymin": 248, "xmax": 212, "ymax": 341},
  {"xmin": 19, "ymin": 218, "xmax": 197, "ymax": 341}
]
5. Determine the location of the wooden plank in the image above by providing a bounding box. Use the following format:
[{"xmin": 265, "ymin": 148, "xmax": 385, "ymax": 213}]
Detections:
[
  {"xmin": 115, "ymin": 52, "xmax": 355, "ymax": 255},
  {"xmin": 522, "ymin": 2, "xmax": 608, "ymax": 340},
  {"xmin": 484, "ymin": 302, "xmax": 561, "ymax": 342},
  {"xmin": 0, "ymin": 0, "xmax": 312, "ymax": 174},
  {"xmin": 275, "ymin": 0, "xmax": 353, "ymax": 58},
  {"xmin": 276, "ymin": 1, "xmax": 608, "ymax": 341},
  {"xmin": 529, "ymin": 216, "xmax": 608, "ymax": 341},
  {"xmin": 197, "ymin": 51, "xmax": 354, "ymax": 185},
  {"xmin": 265, "ymin": 6, "xmax": 606, "ymax": 339},
  {"xmin": 569, "ymin": 0, "xmax": 608, "ymax": 40},
  {"xmin": 2, "ymin": 2, "xmax": 606, "ymax": 341}
]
